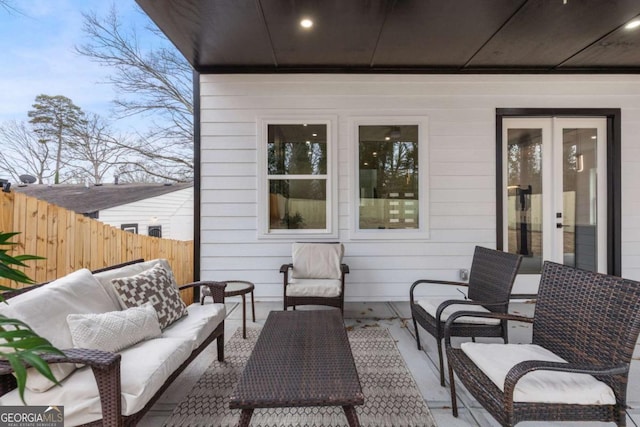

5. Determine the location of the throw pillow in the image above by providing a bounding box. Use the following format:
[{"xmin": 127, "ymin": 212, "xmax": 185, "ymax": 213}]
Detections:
[
  {"xmin": 110, "ymin": 263, "xmax": 188, "ymax": 329},
  {"xmin": 67, "ymin": 304, "xmax": 162, "ymax": 354}
]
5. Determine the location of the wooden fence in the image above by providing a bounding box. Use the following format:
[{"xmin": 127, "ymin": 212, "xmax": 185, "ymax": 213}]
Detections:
[{"xmin": 0, "ymin": 191, "xmax": 195, "ymax": 304}]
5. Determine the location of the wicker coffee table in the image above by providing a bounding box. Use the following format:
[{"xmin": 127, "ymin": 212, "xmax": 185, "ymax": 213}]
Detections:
[{"xmin": 229, "ymin": 310, "xmax": 364, "ymax": 426}]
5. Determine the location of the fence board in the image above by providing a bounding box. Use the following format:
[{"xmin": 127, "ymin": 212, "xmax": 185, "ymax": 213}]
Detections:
[{"xmin": 0, "ymin": 192, "xmax": 195, "ymax": 304}]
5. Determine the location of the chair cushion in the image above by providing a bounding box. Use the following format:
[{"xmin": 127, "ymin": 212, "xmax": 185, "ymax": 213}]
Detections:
[
  {"xmin": 292, "ymin": 242, "xmax": 343, "ymax": 279},
  {"xmin": 162, "ymin": 303, "xmax": 226, "ymax": 351},
  {"xmin": 286, "ymin": 278, "xmax": 342, "ymax": 298},
  {"xmin": 111, "ymin": 263, "xmax": 188, "ymax": 329},
  {"xmin": 67, "ymin": 304, "xmax": 162, "ymax": 354},
  {"xmin": 460, "ymin": 342, "xmax": 616, "ymax": 404},
  {"xmin": 0, "ymin": 337, "xmax": 192, "ymax": 426},
  {"xmin": 0, "ymin": 268, "xmax": 117, "ymax": 392},
  {"xmin": 417, "ymin": 297, "xmax": 501, "ymax": 325}
]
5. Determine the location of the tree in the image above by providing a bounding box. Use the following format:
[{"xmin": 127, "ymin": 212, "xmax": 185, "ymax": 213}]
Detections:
[
  {"xmin": 0, "ymin": 121, "xmax": 55, "ymax": 184},
  {"xmin": 76, "ymin": 5, "xmax": 193, "ymax": 182},
  {"xmin": 28, "ymin": 95, "xmax": 86, "ymax": 184},
  {"xmin": 65, "ymin": 113, "xmax": 131, "ymax": 185}
]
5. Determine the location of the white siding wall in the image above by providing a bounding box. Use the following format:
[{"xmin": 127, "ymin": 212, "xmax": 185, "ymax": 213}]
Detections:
[
  {"xmin": 98, "ymin": 187, "xmax": 193, "ymax": 241},
  {"xmin": 199, "ymin": 74, "xmax": 640, "ymax": 301}
]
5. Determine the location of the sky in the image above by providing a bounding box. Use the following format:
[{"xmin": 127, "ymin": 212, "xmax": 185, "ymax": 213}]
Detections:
[{"xmin": 0, "ymin": 0, "xmax": 162, "ymax": 131}]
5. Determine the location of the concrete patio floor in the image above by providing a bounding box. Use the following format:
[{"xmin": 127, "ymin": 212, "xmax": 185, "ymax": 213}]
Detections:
[{"xmin": 139, "ymin": 300, "xmax": 640, "ymax": 427}]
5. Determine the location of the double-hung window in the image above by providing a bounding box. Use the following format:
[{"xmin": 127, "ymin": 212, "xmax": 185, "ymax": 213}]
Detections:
[
  {"xmin": 350, "ymin": 117, "xmax": 429, "ymax": 239},
  {"xmin": 258, "ymin": 118, "xmax": 337, "ymax": 238}
]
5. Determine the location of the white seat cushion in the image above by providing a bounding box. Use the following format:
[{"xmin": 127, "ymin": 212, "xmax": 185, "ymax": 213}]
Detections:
[
  {"xmin": 162, "ymin": 303, "xmax": 226, "ymax": 351},
  {"xmin": 292, "ymin": 243, "xmax": 343, "ymax": 279},
  {"xmin": 417, "ymin": 297, "xmax": 501, "ymax": 325},
  {"xmin": 1, "ymin": 268, "xmax": 118, "ymax": 392},
  {"xmin": 286, "ymin": 278, "xmax": 342, "ymax": 298},
  {"xmin": 461, "ymin": 342, "xmax": 616, "ymax": 404},
  {"xmin": 0, "ymin": 337, "xmax": 192, "ymax": 426}
]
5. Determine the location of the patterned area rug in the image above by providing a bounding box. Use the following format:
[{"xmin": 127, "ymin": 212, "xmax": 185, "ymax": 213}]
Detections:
[{"xmin": 164, "ymin": 326, "xmax": 436, "ymax": 427}]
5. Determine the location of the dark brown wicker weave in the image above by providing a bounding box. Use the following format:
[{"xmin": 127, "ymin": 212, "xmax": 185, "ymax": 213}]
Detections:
[
  {"xmin": 410, "ymin": 246, "xmax": 522, "ymax": 386},
  {"xmin": 445, "ymin": 261, "xmax": 640, "ymax": 427},
  {"xmin": 280, "ymin": 245, "xmax": 349, "ymax": 313},
  {"xmin": 0, "ymin": 259, "xmax": 227, "ymax": 427},
  {"xmin": 229, "ymin": 310, "xmax": 364, "ymax": 427}
]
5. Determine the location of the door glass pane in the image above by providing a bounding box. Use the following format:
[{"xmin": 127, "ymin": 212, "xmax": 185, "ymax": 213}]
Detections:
[
  {"xmin": 269, "ymin": 179, "xmax": 326, "ymax": 230},
  {"xmin": 562, "ymin": 128, "xmax": 597, "ymax": 271},
  {"xmin": 507, "ymin": 129, "xmax": 543, "ymax": 274},
  {"xmin": 358, "ymin": 125, "xmax": 419, "ymax": 229}
]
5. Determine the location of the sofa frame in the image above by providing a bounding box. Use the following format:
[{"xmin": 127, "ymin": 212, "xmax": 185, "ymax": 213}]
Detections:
[{"xmin": 0, "ymin": 259, "xmax": 226, "ymax": 427}]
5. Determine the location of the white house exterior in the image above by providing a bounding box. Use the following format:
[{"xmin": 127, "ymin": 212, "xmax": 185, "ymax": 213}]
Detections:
[
  {"xmin": 198, "ymin": 73, "xmax": 640, "ymax": 301},
  {"xmin": 99, "ymin": 186, "xmax": 194, "ymax": 241}
]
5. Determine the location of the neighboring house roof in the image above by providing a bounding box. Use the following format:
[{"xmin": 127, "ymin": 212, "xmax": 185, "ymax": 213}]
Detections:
[{"xmin": 12, "ymin": 183, "xmax": 194, "ymax": 215}]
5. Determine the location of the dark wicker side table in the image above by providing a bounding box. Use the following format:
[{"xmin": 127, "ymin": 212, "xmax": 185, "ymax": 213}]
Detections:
[
  {"xmin": 229, "ymin": 310, "xmax": 364, "ymax": 426},
  {"xmin": 202, "ymin": 280, "xmax": 255, "ymax": 339}
]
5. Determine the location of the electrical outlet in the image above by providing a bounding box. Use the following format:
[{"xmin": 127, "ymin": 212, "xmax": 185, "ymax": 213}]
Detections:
[{"xmin": 459, "ymin": 269, "xmax": 469, "ymax": 281}]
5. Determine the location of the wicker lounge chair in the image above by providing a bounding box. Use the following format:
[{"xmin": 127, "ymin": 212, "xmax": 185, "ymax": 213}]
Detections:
[
  {"xmin": 445, "ymin": 261, "xmax": 640, "ymax": 427},
  {"xmin": 280, "ymin": 242, "xmax": 349, "ymax": 313},
  {"xmin": 410, "ymin": 246, "xmax": 522, "ymax": 386}
]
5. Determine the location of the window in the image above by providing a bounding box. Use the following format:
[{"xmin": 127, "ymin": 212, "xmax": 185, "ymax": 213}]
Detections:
[
  {"xmin": 258, "ymin": 118, "xmax": 336, "ymax": 238},
  {"xmin": 148, "ymin": 225, "xmax": 162, "ymax": 238},
  {"xmin": 121, "ymin": 223, "xmax": 138, "ymax": 234},
  {"xmin": 351, "ymin": 117, "xmax": 429, "ymax": 239}
]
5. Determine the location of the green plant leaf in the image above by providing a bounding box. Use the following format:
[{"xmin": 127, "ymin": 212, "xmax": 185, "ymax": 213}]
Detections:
[{"xmin": 4, "ymin": 353, "xmax": 28, "ymax": 404}]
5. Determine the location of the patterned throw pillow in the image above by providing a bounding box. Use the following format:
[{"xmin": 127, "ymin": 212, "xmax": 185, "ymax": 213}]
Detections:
[{"xmin": 111, "ymin": 263, "xmax": 188, "ymax": 329}]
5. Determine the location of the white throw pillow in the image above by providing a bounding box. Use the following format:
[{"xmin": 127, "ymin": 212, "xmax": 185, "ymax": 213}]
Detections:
[
  {"xmin": 111, "ymin": 264, "xmax": 188, "ymax": 329},
  {"xmin": 67, "ymin": 305, "xmax": 161, "ymax": 354}
]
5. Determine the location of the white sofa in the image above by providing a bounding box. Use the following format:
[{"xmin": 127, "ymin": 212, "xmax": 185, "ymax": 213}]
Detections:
[{"xmin": 0, "ymin": 259, "xmax": 226, "ymax": 426}]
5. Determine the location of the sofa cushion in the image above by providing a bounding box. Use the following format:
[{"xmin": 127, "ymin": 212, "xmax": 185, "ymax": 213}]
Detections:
[
  {"xmin": 162, "ymin": 303, "xmax": 226, "ymax": 350},
  {"xmin": 417, "ymin": 297, "xmax": 501, "ymax": 325},
  {"xmin": 461, "ymin": 342, "xmax": 616, "ymax": 404},
  {"xmin": 0, "ymin": 337, "xmax": 192, "ymax": 426},
  {"xmin": 67, "ymin": 304, "xmax": 161, "ymax": 354},
  {"xmin": 93, "ymin": 259, "xmax": 177, "ymax": 311},
  {"xmin": 111, "ymin": 263, "xmax": 188, "ymax": 329},
  {"xmin": 0, "ymin": 268, "xmax": 116, "ymax": 392},
  {"xmin": 292, "ymin": 242, "xmax": 343, "ymax": 279},
  {"xmin": 286, "ymin": 278, "xmax": 342, "ymax": 297}
]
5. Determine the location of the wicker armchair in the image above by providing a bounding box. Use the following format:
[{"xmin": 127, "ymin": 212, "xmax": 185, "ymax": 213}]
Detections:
[
  {"xmin": 280, "ymin": 242, "xmax": 349, "ymax": 313},
  {"xmin": 410, "ymin": 246, "xmax": 522, "ymax": 386},
  {"xmin": 445, "ymin": 261, "xmax": 640, "ymax": 427}
]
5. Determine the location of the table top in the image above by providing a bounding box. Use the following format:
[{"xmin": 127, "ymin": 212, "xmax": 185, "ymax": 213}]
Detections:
[
  {"xmin": 223, "ymin": 280, "xmax": 254, "ymax": 296},
  {"xmin": 229, "ymin": 310, "xmax": 363, "ymax": 409}
]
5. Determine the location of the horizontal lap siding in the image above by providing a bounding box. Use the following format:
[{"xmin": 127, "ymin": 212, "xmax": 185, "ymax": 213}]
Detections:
[{"xmin": 200, "ymin": 74, "xmax": 640, "ymax": 300}]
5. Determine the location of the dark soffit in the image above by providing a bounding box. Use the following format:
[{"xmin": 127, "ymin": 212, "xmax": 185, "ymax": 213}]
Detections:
[{"xmin": 136, "ymin": 0, "xmax": 640, "ymax": 74}]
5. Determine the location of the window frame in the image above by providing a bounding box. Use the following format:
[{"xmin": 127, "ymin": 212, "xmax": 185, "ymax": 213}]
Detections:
[
  {"xmin": 257, "ymin": 116, "xmax": 338, "ymax": 239},
  {"xmin": 349, "ymin": 116, "xmax": 430, "ymax": 240}
]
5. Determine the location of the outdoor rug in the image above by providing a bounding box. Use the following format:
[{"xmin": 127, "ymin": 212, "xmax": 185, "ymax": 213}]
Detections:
[{"xmin": 164, "ymin": 326, "xmax": 436, "ymax": 427}]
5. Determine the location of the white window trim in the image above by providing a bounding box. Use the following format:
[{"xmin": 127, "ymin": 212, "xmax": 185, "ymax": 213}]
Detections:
[
  {"xmin": 348, "ymin": 116, "xmax": 430, "ymax": 240},
  {"xmin": 257, "ymin": 116, "xmax": 338, "ymax": 239}
]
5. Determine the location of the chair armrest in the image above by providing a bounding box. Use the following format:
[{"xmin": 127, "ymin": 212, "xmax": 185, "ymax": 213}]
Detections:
[
  {"xmin": 503, "ymin": 359, "xmax": 629, "ymax": 401},
  {"xmin": 180, "ymin": 281, "xmax": 227, "ymax": 303},
  {"xmin": 341, "ymin": 264, "xmax": 350, "ymax": 274},
  {"xmin": 434, "ymin": 299, "xmax": 509, "ymax": 324},
  {"xmin": 0, "ymin": 348, "xmax": 120, "ymax": 374},
  {"xmin": 410, "ymin": 279, "xmax": 469, "ymax": 302},
  {"xmin": 444, "ymin": 311, "xmax": 533, "ymax": 347},
  {"xmin": 280, "ymin": 264, "xmax": 293, "ymax": 274}
]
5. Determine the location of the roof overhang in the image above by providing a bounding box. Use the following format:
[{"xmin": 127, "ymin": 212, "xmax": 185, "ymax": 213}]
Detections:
[{"xmin": 136, "ymin": 0, "xmax": 640, "ymax": 74}]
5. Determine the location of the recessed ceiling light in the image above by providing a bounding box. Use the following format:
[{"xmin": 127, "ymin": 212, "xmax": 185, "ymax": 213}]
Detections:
[
  {"xmin": 626, "ymin": 20, "xmax": 640, "ymax": 30},
  {"xmin": 300, "ymin": 18, "xmax": 313, "ymax": 29},
  {"xmin": 312, "ymin": 133, "xmax": 317, "ymax": 137}
]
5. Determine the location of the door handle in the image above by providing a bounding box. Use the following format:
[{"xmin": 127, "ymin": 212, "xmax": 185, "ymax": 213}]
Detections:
[{"xmin": 556, "ymin": 223, "xmax": 566, "ymax": 228}]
